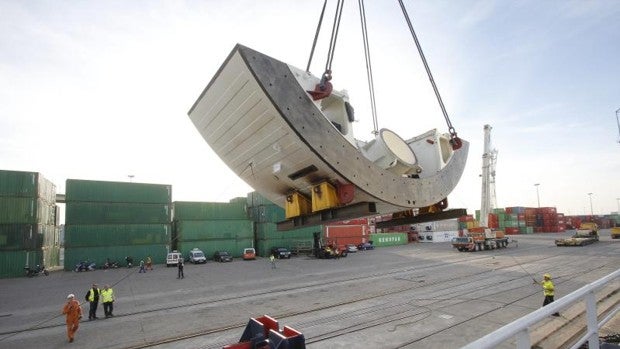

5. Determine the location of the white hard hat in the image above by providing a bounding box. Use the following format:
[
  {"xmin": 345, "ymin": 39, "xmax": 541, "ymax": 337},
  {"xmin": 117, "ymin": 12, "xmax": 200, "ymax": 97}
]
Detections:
[{"xmin": 67, "ymin": 294, "xmax": 75, "ymax": 299}]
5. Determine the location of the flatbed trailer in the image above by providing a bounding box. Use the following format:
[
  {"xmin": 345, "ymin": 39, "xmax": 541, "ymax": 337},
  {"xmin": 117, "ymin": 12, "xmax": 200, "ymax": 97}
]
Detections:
[{"xmin": 555, "ymin": 222, "xmax": 599, "ymax": 246}]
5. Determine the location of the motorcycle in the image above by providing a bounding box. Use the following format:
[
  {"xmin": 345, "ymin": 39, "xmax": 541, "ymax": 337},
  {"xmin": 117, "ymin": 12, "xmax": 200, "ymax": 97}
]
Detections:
[
  {"xmin": 102, "ymin": 259, "xmax": 120, "ymax": 269},
  {"xmin": 75, "ymin": 260, "xmax": 96, "ymax": 272},
  {"xmin": 125, "ymin": 256, "xmax": 134, "ymax": 268},
  {"xmin": 25, "ymin": 264, "xmax": 49, "ymax": 277}
]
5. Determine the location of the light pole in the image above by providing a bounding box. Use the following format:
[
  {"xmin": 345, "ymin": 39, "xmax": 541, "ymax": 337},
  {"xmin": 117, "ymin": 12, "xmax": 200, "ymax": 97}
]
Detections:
[
  {"xmin": 534, "ymin": 183, "xmax": 540, "ymax": 208},
  {"xmin": 587, "ymin": 193, "xmax": 593, "ymax": 215}
]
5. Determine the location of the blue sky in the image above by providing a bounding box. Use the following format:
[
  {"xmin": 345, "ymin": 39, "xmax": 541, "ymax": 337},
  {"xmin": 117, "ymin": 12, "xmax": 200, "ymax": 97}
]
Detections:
[{"xmin": 1, "ymin": 0, "xmax": 618, "ymax": 216}]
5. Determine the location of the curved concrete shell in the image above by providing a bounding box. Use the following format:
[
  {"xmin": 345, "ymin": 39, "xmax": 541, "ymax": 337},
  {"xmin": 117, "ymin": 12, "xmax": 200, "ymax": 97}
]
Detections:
[{"xmin": 188, "ymin": 44, "xmax": 468, "ymax": 214}]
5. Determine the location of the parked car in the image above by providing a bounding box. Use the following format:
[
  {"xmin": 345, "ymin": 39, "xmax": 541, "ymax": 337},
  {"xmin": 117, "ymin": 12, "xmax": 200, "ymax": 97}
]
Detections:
[
  {"xmin": 242, "ymin": 248, "xmax": 256, "ymax": 260},
  {"xmin": 357, "ymin": 242, "xmax": 374, "ymax": 251},
  {"xmin": 166, "ymin": 251, "xmax": 183, "ymax": 267},
  {"xmin": 270, "ymin": 247, "xmax": 291, "ymax": 259},
  {"xmin": 213, "ymin": 251, "xmax": 233, "ymax": 262},
  {"xmin": 346, "ymin": 244, "xmax": 358, "ymax": 253},
  {"xmin": 188, "ymin": 248, "xmax": 207, "ymax": 264}
]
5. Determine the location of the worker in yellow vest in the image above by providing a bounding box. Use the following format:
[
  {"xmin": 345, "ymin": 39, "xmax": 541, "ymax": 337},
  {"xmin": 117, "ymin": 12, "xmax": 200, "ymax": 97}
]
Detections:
[
  {"xmin": 538, "ymin": 273, "xmax": 560, "ymax": 317},
  {"xmin": 101, "ymin": 284, "xmax": 115, "ymax": 318},
  {"xmin": 85, "ymin": 283, "xmax": 100, "ymax": 320}
]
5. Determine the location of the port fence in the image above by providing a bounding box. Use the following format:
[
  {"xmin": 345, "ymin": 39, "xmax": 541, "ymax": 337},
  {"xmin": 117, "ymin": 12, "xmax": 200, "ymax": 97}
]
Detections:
[{"xmin": 461, "ymin": 268, "xmax": 620, "ymax": 349}]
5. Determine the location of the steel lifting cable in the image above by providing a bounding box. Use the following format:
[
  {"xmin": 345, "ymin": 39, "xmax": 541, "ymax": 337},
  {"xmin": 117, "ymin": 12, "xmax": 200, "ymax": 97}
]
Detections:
[
  {"xmin": 306, "ymin": 0, "xmax": 328, "ymax": 72},
  {"xmin": 358, "ymin": 0, "xmax": 380, "ymax": 135},
  {"xmin": 398, "ymin": 0, "xmax": 463, "ymax": 150},
  {"xmin": 322, "ymin": 0, "xmax": 345, "ymax": 83}
]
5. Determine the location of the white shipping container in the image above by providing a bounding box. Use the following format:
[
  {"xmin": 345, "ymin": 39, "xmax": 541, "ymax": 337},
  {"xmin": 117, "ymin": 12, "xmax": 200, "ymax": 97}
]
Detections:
[
  {"xmin": 420, "ymin": 230, "xmax": 459, "ymax": 243},
  {"xmin": 412, "ymin": 219, "xmax": 459, "ymax": 233}
]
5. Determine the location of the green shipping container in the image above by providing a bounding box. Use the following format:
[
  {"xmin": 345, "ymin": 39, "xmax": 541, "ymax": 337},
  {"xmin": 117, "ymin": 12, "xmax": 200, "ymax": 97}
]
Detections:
[
  {"xmin": 0, "ymin": 170, "xmax": 56, "ymax": 203},
  {"xmin": 0, "ymin": 224, "xmax": 42, "ymax": 250},
  {"xmin": 65, "ymin": 224, "xmax": 171, "ymax": 247},
  {"xmin": 63, "ymin": 244, "xmax": 168, "ymax": 271},
  {"xmin": 177, "ymin": 238, "xmax": 253, "ymax": 259},
  {"xmin": 256, "ymin": 222, "xmax": 320, "ymax": 240},
  {"xmin": 65, "ymin": 202, "xmax": 171, "ymax": 224},
  {"xmin": 0, "ymin": 197, "xmax": 56, "ymax": 224},
  {"xmin": 248, "ymin": 204, "xmax": 286, "ymax": 223},
  {"xmin": 174, "ymin": 220, "xmax": 253, "ymax": 241},
  {"xmin": 369, "ymin": 233, "xmax": 407, "ymax": 247},
  {"xmin": 66, "ymin": 179, "xmax": 171, "ymax": 204},
  {"xmin": 246, "ymin": 191, "xmax": 277, "ymax": 207},
  {"xmin": 173, "ymin": 201, "xmax": 247, "ymax": 220},
  {"xmin": 0, "ymin": 250, "xmax": 43, "ymax": 278},
  {"xmin": 256, "ymin": 238, "xmax": 295, "ymax": 257}
]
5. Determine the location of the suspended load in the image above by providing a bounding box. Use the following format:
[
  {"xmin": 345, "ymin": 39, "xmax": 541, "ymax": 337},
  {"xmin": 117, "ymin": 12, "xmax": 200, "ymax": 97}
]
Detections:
[{"xmin": 187, "ymin": 44, "xmax": 468, "ymax": 217}]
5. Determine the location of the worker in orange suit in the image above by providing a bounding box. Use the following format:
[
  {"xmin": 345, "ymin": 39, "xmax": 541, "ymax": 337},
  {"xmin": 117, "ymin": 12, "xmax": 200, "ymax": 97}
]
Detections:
[{"xmin": 62, "ymin": 293, "xmax": 83, "ymax": 343}]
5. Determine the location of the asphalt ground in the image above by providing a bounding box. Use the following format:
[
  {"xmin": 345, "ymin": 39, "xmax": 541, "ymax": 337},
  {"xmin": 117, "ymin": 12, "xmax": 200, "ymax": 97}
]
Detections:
[{"xmin": 0, "ymin": 230, "xmax": 618, "ymax": 349}]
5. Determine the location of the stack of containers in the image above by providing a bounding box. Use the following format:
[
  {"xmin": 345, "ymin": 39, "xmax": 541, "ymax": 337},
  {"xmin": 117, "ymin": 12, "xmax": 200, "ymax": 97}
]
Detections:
[
  {"xmin": 536, "ymin": 207, "xmax": 560, "ymax": 232},
  {"xmin": 0, "ymin": 170, "xmax": 59, "ymax": 278},
  {"xmin": 172, "ymin": 198, "xmax": 252, "ymax": 259},
  {"xmin": 247, "ymin": 192, "xmax": 320, "ymax": 257},
  {"xmin": 64, "ymin": 179, "xmax": 171, "ymax": 270}
]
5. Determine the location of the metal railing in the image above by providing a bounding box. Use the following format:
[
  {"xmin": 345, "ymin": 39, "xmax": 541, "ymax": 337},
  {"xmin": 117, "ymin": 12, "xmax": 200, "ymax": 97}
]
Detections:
[{"xmin": 461, "ymin": 268, "xmax": 620, "ymax": 349}]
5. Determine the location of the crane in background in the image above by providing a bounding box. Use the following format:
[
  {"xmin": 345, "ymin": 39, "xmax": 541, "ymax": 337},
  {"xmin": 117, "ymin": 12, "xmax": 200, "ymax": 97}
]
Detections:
[
  {"xmin": 480, "ymin": 124, "xmax": 498, "ymax": 227},
  {"xmin": 452, "ymin": 124, "xmax": 509, "ymax": 252}
]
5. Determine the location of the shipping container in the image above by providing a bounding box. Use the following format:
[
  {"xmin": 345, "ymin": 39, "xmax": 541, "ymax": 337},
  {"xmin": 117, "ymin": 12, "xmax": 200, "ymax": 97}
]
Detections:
[
  {"xmin": 369, "ymin": 233, "xmax": 407, "ymax": 247},
  {"xmin": 173, "ymin": 220, "xmax": 253, "ymax": 241},
  {"xmin": 248, "ymin": 204, "xmax": 285, "ymax": 223},
  {"xmin": 0, "ymin": 197, "xmax": 56, "ymax": 225},
  {"xmin": 324, "ymin": 224, "xmax": 368, "ymax": 247},
  {"xmin": 419, "ymin": 230, "xmax": 459, "ymax": 243},
  {"xmin": 246, "ymin": 191, "xmax": 277, "ymax": 207},
  {"xmin": 63, "ymin": 244, "xmax": 168, "ymax": 270},
  {"xmin": 65, "ymin": 202, "xmax": 171, "ymax": 224},
  {"xmin": 0, "ymin": 250, "xmax": 43, "ymax": 278},
  {"xmin": 173, "ymin": 201, "xmax": 247, "ymax": 221},
  {"xmin": 256, "ymin": 238, "xmax": 293, "ymax": 257},
  {"xmin": 43, "ymin": 245, "xmax": 61, "ymax": 267},
  {"xmin": 0, "ymin": 224, "xmax": 43, "ymax": 250},
  {"xmin": 255, "ymin": 222, "xmax": 321, "ymax": 240},
  {"xmin": 0, "ymin": 170, "xmax": 56, "ymax": 203},
  {"xmin": 64, "ymin": 224, "xmax": 171, "ymax": 247},
  {"xmin": 66, "ymin": 179, "xmax": 171, "ymax": 204}
]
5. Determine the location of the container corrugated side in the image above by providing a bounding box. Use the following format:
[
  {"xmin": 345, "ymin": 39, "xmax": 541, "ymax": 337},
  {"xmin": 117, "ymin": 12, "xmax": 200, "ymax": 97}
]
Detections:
[
  {"xmin": 64, "ymin": 224, "xmax": 171, "ymax": 247},
  {"xmin": 43, "ymin": 245, "xmax": 61, "ymax": 267},
  {"xmin": 369, "ymin": 233, "xmax": 407, "ymax": 247},
  {"xmin": 174, "ymin": 220, "xmax": 253, "ymax": 241},
  {"xmin": 248, "ymin": 204, "xmax": 285, "ymax": 223},
  {"xmin": 173, "ymin": 201, "xmax": 247, "ymax": 220},
  {"xmin": 65, "ymin": 202, "xmax": 171, "ymax": 224},
  {"xmin": 0, "ymin": 224, "xmax": 44, "ymax": 250},
  {"xmin": 256, "ymin": 238, "xmax": 292, "ymax": 257},
  {"xmin": 0, "ymin": 197, "xmax": 56, "ymax": 224},
  {"xmin": 0, "ymin": 170, "xmax": 38, "ymax": 198},
  {"xmin": 246, "ymin": 191, "xmax": 277, "ymax": 207},
  {"xmin": 0, "ymin": 250, "xmax": 43, "ymax": 278},
  {"xmin": 66, "ymin": 179, "xmax": 171, "ymax": 204},
  {"xmin": 177, "ymin": 238, "xmax": 253, "ymax": 259},
  {"xmin": 63, "ymin": 244, "xmax": 168, "ymax": 270},
  {"xmin": 256, "ymin": 222, "xmax": 321, "ymax": 240}
]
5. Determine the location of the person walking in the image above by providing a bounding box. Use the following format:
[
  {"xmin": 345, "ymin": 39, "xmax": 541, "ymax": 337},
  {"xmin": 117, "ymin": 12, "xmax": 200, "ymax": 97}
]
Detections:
[
  {"xmin": 62, "ymin": 293, "xmax": 82, "ymax": 343},
  {"xmin": 537, "ymin": 273, "xmax": 560, "ymax": 317},
  {"xmin": 177, "ymin": 259, "xmax": 184, "ymax": 279},
  {"xmin": 85, "ymin": 283, "xmax": 100, "ymax": 320},
  {"xmin": 270, "ymin": 254, "xmax": 276, "ymax": 269},
  {"xmin": 146, "ymin": 256, "xmax": 153, "ymax": 271},
  {"xmin": 139, "ymin": 259, "xmax": 146, "ymax": 273},
  {"xmin": 101, "ymin": 284, "xmax": 115, "ymax": 318}
]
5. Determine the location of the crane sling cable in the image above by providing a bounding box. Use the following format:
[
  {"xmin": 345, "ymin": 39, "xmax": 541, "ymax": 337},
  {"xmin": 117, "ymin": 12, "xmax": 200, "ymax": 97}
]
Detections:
[
  {"xmin": 306, "ymin": 0, "xmax": 328, "ymax": 73},
  {"xmin": 306, "ymin": 0, "xmax": 345, "ymax": 100},
  {"xmin": 398, "ymin": 0, "xmax": 462, "ymax": 150},
  {"xmin": 358, "ymin": 0, "xmax": 380, "ymax": 135}
]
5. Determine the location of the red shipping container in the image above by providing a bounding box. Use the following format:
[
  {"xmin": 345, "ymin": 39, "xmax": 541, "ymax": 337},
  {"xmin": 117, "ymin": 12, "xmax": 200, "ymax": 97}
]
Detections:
[{"xmin": 330, "ymin": 218, "xmax": 369, "ymax": 226}]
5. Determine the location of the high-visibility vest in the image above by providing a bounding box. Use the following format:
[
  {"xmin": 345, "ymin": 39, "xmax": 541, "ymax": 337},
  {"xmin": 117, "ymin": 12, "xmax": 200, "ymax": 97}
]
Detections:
[
  {"xmin": 87, "ymin": 288, "xmax": 100, "ymax": 302},
  {"xmin": 101, "ymin": 288, "xmax": 114, "ymax": 303},
  {"xmin": 542, "ymin": 280, "xmax": 555, "ymax": 296}
]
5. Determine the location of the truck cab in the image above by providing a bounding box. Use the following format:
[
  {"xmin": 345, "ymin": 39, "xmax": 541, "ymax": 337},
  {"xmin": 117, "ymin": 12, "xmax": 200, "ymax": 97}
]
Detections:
[{"xmin": 188, "ymin": 248, "xmax": 207, "ymax": 264}]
